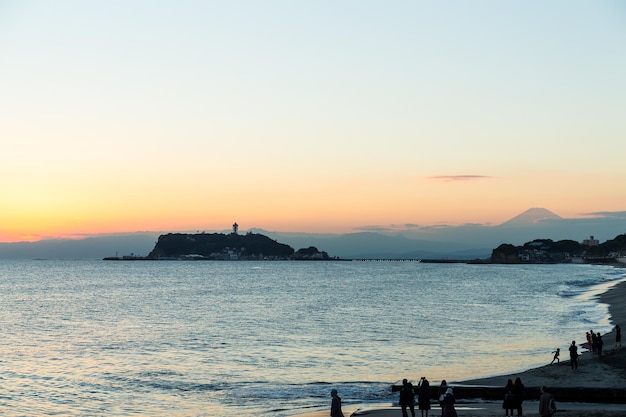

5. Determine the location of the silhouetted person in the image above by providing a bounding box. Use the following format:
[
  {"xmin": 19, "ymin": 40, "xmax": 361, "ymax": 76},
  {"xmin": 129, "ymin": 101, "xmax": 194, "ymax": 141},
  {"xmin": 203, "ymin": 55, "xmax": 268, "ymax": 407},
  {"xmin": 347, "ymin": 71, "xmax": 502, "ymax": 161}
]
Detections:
[
  {"xmin": 596, "ymin": 332, "xmax": 604, "ymax": 356},
  {"xmin": 502, "ymin": 379, "xmax": 515, "ymax": 417},
  {"xmin": 399, "ymin": 379, "xmax": 416, "ymax": 417},
  {"xmin": 591, "ymin": 331, "xmax": 598, "ymax": 354},
  {"xmin": 539, "ymin": 386, "xmax": 557, "ymax": 417},
  {"xmin": 417, "ymin": 377, "xmax": 431, "ymax": 417},
  {"xmin": 616, "ymin": 324, "xmax": 622, "ymax": 348},
  {"xmin": 512, "ymin": 377, "xmax": 524, "ymax": 417},
  {"xmin": 550, "ymin": 348, "xmax": 560, "ymax": 364},
  {"xmin": 441, "ymin": 388, "xmax": 457, "ymax": 417},
  {"xmin": 330, "ymin": 389, "xmax": 344, "ymax": 417},
  {"xmin": 569, "ymin": 340, "xmax": 578, "ymax": 370},
  {"xmin": 438, "ymin": 380, "xmax": 448, "ymax": 417}
]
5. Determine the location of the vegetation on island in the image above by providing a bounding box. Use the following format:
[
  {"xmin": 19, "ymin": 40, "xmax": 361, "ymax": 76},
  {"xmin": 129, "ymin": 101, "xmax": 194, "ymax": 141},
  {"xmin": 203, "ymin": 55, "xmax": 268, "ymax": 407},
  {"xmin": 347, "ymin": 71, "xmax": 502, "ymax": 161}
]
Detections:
[
  {"xmin": 143, "ymin": 232, "xmax": 331, "ymax": 261},
  {"xmin": 490, "ymin": 233, "xmax": 626, "ymax": 264}
]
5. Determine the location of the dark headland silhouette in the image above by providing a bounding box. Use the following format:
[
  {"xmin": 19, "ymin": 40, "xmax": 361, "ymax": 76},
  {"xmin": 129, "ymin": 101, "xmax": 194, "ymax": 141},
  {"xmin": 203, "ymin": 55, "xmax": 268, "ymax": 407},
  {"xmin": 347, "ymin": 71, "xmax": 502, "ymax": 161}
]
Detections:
[
  {"xmin": 490, "ymin": 233, "xmax": 626, "ymax": 264},
  {"xmin": 105, "ymin": 231, "xmax": 333, "ymax": 261}
]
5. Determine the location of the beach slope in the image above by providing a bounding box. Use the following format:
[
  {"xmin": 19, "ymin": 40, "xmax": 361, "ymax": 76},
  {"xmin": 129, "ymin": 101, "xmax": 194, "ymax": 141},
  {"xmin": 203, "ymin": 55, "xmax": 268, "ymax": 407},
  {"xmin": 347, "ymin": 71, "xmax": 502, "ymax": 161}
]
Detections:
[{"xmin": 294, "ymin": 279, "xmax": 626, "ymax": 417}]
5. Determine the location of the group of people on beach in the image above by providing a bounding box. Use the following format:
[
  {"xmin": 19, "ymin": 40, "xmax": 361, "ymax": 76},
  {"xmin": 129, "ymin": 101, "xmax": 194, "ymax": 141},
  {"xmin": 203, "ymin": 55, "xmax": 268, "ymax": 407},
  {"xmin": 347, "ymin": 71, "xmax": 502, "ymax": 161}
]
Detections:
[
  {"xmin": 585, "ymin": 325, "xmax": 622, "ymax": 354},
  {"xmin": 502, "ymin": 377, "xmax": 525, "ymax": 417},
  {"xmin": 549, "ymin": 339, "xmax": 580, "ymax": 370},
  {"xmin": 330, "ymin": 377, "xmax": 554, "ymax": 417},
  {"xmin": 330, "ymin": 377, "xmax": 459, "ymax": 417},
  {"xmin": 549, "ymin": 324, "xmax": 622, "ymax": 370},
  {"xmin": 330, "ymin": 322, "xmax": 623, "ymax": 417},
  {"xmin": 399, "ymin": 377, "xmax": 457, "ymax": 417},
  {"xmin": 586, "ymin": 330, "xmax": 605, "ymax": 357}
]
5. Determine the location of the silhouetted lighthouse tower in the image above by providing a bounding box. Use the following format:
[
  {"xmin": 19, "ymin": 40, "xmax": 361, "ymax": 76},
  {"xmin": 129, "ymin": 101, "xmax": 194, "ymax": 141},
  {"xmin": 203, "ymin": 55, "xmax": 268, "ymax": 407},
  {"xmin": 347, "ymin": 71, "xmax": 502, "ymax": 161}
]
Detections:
[{"xmin": 232, "ymin": 222, "xmax": 238, "ymax": 235}]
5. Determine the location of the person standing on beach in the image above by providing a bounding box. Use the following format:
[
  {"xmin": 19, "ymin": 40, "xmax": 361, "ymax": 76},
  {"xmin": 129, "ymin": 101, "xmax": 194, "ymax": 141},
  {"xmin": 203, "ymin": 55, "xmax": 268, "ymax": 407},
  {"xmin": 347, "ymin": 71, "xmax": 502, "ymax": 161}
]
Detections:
[
  {"xmin": 330, "ymin": 389, "xmax": 344, "ymax": 417},
  {"xmin": 437, "ymin": 380, "xmax": 448, "ymax": 417},
  {"xmin": 441, "ymin": 388, "xmax": 457, "ymax": 417},
  {"xmin": 550, "ymin": 348, "xmax": 560, "ymax": 364},
  {"xmin": 512, "ymin": 377, "xmax": 525, "ymax": 417},
  {"xmin": 596, "ymin": 332, "xmax": 604, "ymax": 356},
  {"xmin": 538, "ymin": 386, "xmax": 557, "ymax": 417},
  {"xmin": 417, "ymin": 377, "xmax": 431, "ymax": 417},
  {"xmin": 586, "ymin": 331, "xmax": 592, "ymax": 351},
  {"xmin": 399, "ymin": 379, "xmax": 416, "ymax": 417},
  {"xmin": 569, "ymin": 340, "xmax": 579, "ymax": 370},
  {"xmin": 502, "ymin": 379, "xmax": 515, "ymax": 417},
  {"xmin": 616, "ymin": 324, "xmax": 622, "ymax": 348},
  {"xmin": 591, "ymin": 331, "xmax": 598, "ymax": 354}
]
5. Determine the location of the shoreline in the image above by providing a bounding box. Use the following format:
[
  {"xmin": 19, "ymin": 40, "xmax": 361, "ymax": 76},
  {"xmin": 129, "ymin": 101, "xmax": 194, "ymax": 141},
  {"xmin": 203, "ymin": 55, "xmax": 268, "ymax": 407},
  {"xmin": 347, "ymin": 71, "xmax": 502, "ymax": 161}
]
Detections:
[
  {"xmin": 293, "ymin": 270, "xmax": 626, "ymax": 417},
  {"xmin": 458, "ymin": 276, "xmax": 626, "ymax": 389},
  {"xmin": 456, "ymin": 274, "xmax": 626, "ymax": 388}
]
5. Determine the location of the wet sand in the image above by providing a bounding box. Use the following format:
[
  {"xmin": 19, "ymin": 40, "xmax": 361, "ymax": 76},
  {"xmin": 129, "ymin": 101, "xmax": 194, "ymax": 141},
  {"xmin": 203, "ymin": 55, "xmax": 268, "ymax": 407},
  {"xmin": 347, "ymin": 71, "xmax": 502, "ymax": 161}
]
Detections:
[{"xmin": 293, "ymin": 275, "xmax": 626, "ymax": 417}]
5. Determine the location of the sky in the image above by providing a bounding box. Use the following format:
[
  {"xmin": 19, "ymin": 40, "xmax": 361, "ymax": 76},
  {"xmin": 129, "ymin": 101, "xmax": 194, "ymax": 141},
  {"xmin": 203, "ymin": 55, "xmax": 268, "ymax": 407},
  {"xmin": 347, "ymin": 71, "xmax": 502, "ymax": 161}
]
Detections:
[{"xmin": 1, "ymin": 1, "xmax": 626, "ymax": 242}]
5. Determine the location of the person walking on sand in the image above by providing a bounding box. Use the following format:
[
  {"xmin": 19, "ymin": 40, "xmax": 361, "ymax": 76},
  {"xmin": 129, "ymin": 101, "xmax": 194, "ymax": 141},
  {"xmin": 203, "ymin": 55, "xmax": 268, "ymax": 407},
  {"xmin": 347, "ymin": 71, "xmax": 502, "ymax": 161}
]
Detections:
[
  {"xmin": 597, "ymin": 332, "xmax": 604, "ymax": 356},
  {"xmin": 550, "ymin": 348, "xmax": 560, "ymax": 364},
  {"xmin": 616, "ymin": 324, "xmax": 622, "ymax": 348},
  {"xmin": 569, "ymin": 340, "xmax": 579, "ymax": 370},
  {"xmin": 441, "ymin": 388, "xmax": 457, "ymax": 417},
  {"xmin": 502, "ymin": 379, "xmax": 515, "ymax": 417},
  {"xmin": 539, "ymin": 386, "xmax": 557, "ymax": 417},
  {"xmin": 417, "ymin": 377, "xmax": 431, "ymax": 417},
  {"xmin": 512, "ymin": 377, "xmax": 525, "ymax": 417},
  {"xmin": 330, "ymin": 389, "xmax": 344, "ymax": 417},
  {"xmin": 399, "ymin": 379, "xmax": 416, "ymax": 417}
]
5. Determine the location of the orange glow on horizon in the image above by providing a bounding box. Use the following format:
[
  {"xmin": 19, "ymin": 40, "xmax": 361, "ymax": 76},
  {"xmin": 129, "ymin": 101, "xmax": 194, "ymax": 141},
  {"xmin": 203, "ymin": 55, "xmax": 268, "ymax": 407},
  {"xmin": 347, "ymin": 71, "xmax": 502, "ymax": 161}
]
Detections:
[{"xmin": 2, "ymin": 168, "xmax": 624, "ymax": 243}]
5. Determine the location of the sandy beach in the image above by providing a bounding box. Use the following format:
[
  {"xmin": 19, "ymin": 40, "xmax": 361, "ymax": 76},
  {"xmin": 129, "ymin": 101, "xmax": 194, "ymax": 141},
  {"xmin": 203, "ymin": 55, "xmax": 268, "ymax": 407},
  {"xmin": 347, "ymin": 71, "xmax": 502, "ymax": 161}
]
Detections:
[{"xmin": 293, "ymin": 274, "xmax": 626, "ymax": 417}]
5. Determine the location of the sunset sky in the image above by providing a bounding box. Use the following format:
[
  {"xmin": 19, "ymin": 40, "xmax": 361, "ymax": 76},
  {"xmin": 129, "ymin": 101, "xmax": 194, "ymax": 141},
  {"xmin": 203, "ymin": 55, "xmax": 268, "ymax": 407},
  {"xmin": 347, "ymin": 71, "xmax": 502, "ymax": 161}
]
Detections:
[{"xmin": 2, "ymin": 1, "xmax": 625, "ymax": 242}]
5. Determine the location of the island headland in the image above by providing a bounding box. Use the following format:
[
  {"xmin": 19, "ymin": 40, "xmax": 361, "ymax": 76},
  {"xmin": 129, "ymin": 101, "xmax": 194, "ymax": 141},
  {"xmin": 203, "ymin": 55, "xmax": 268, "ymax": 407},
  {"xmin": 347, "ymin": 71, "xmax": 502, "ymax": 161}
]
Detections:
[
  {"xmin": 490, "ymin": 233, "xmax": 626, "ymax": 264},
  {"xmin": 105, "ymin": 230, "xmax": 333, "ymax": 261}
]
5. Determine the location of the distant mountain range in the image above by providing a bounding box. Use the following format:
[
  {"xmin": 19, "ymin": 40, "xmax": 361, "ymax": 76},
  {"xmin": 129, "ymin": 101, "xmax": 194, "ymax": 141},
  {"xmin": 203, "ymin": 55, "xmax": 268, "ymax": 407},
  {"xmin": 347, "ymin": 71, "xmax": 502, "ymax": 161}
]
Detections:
[
  {"xmin": 0, "ymin": 233, "xmax": 159, "ymax": 260},
  {"xmin": 1, "ymin": 208, "xmax": 625, "ymax": 259}
]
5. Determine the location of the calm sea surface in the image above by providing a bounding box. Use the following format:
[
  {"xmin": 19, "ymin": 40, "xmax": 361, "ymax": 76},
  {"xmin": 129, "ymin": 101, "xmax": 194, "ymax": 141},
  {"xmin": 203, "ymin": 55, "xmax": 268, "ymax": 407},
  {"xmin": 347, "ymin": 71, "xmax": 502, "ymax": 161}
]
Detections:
[{"xmin": 0, "ymin": 260, "xmax": 623, "ymax": 416}]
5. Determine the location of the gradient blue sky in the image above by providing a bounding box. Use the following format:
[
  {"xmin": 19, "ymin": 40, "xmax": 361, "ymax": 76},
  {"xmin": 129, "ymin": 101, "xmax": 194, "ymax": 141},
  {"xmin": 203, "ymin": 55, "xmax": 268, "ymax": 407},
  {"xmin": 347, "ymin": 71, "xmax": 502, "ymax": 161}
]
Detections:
[{"xmin": 1, "ymin": 1, "xmax": 625, "ymax": 242}]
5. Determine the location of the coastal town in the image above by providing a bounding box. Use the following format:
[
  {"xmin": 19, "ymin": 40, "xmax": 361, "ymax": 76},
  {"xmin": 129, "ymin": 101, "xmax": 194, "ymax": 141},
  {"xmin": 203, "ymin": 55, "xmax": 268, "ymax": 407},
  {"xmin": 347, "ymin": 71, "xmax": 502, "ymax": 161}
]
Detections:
[{"xmin": 490, "ymin": 234, "xmax": 626, "ymax": 265}]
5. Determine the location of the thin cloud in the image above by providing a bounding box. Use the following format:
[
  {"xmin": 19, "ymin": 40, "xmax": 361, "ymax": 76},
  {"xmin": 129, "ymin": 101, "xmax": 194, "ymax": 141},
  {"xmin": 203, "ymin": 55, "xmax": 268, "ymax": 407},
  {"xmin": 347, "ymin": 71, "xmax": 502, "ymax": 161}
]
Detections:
[
  {"xmin": 356, "ymin": 224, "xmax": 422, "ymax": 233},
  {"xmin": 390, "ymin": 223, "xmax": 422, "ymax": 230},
  {"xmin": 355, "ymin": 226, "xmax": 395, "ymax": 233},
  {"xmin": 355, "ymin": 222, "xmax": 493, "ymax": 234},
  {"xmin": 583, "ymin": 211, "xmax": 626, "ymax": 219},
  {"xmin": 428, "ymin": 175, "xmax": 492, "ymax": 182},
  {"xmin": 419, "ymin": 224, "xmax": 451, "ymax": 230}
]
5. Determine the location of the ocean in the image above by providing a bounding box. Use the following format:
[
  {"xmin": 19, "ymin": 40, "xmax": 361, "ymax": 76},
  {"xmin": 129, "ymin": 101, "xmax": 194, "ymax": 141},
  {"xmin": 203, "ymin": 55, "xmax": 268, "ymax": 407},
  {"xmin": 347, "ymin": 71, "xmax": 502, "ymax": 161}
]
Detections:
[{"xmin": 0, "ymin": 259, "xmax": 623, "ymax": 416}]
